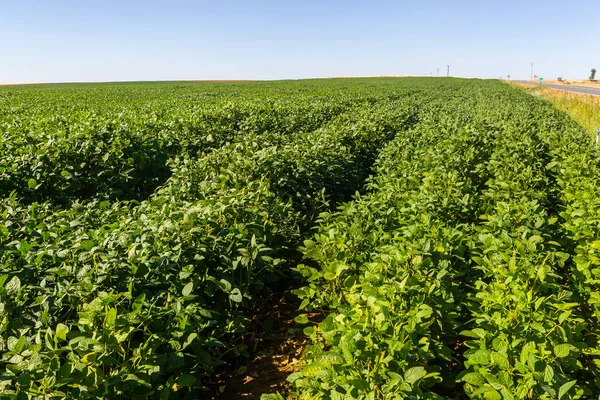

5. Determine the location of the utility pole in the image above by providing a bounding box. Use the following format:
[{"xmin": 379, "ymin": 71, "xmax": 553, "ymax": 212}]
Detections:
[
  {"xmin": 446, "ymin": 65, "xmax": 450, "ymax": 77},
  {"xmin": 437, "ymin": 68, "xmax": 440, "ymax": 76},
  {"xmin": 530, "ymin": 62, "xmax": 534, "ymax": 80}
]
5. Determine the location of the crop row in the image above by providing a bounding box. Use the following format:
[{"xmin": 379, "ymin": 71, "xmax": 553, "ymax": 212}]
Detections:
[
  {"xmin": 290, "ymin": 84, "xmax": 600, "ymax": 399},
  {"xmin": 0, "ymin": 87, "xmax": 419, "ymax": 398},
  {"xmin": 1, "ymin": 93, "xmax": 359, "ymax": 206}
]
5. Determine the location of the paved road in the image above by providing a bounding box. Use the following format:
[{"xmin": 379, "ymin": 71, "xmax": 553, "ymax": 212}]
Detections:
[{"xmin": 515, "ymin": 80, "xmax": 600, "ymax": 96}]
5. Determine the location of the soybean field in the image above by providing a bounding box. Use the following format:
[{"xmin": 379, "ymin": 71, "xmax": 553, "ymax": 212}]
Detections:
[{"xmin": 1, "ymin": 78, "xmax": 600, "ymax": 399}]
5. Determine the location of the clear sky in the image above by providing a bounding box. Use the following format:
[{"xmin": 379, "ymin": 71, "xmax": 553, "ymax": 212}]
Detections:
[{"xmin": 1, "ymin": 0, "xmax": 598, "ymax": 84}]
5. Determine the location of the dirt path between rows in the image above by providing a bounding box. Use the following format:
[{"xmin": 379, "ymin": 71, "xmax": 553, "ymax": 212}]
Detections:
[{"xmin": 208, "ymin": 292, "xmax": 319, "ymax": 399}]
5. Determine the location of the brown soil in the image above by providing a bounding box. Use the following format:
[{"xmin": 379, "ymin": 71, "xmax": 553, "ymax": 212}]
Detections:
[{"xmin": 208, "ymin": 293, "xmax": 320, "ymax": 400}]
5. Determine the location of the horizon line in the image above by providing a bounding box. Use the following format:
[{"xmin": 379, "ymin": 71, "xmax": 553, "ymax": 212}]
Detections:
[{"xmin": 0, "ymin": 75, "xmax": 474, "ymax": 87}]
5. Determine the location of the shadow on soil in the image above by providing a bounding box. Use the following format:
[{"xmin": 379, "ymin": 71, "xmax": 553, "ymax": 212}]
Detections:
[{"xmin": 207, "ymin": 290, "xmax": 320, "ymax": 400}]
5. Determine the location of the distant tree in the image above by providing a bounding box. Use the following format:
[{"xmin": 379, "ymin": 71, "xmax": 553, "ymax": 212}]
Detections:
[{"xmin": 591, "ymin": 68, "xmax": 597, "ymax": 80}]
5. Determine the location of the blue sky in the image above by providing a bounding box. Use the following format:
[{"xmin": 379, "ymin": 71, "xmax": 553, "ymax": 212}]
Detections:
[{"xmin": 0, "ymin": 0, "xmax": 597, "ymax": 83}]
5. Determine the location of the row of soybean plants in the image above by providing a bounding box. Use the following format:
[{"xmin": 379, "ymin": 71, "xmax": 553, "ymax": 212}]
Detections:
[
  {"xmin": 0, "ymin": 91, "xmax": 418, "ymax": 398},
  {"xmin": 289, "ymin": 86, "xmax": 497, "ymax": 399},
  {"xmin": 0, "ymin": 83, "xmax": 367, "ymax": 206},
  {"xmin": 529, "ymin": 92, "xmax": 600, "ymax": 396},
  {"xmin": 460, "ymin": 90, "xmax": 600, "ymax": 399},
  {"xmin": 288, "ymin": 83, "xmax": 600, "ymax": 399},
  {"xmin": 456, "ymin": 95, "xmax": 589, "ymax": 399}
]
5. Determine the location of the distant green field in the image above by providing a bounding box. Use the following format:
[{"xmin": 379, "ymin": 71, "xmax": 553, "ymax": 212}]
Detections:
[{"xmin": 2, "ymin": 78, "xmax": 600, "ymax": 399}]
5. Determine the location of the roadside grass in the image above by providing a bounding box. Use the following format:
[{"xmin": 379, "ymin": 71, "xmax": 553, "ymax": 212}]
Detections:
[{"xmin": 509, "ymin": 81, "xmax": 600, "ymax": 137}]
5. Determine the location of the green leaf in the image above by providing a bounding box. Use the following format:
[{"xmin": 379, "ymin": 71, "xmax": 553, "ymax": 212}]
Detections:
[
  {"xmin": 303, "ymin": 326, "xmax": 316, "ymax": 336},
  {"xmin": 219, "ymin": 279, "xmax": 232, "ymax": 292},
  {"xmin": 530, "ymin": 323, "xmax": 546, "ymax": 333},
  {"xmin": 182, "ymin": 282, "xmax": 194, "ymax": 296},
  {"xmin": 460, "ymin": 372, "xmax": 485, "ymax": 386},
  {"xmin": 261, "ymin": 394, "xmax": 285, "ymax": 400},
  {"xmin": 483, "ymin": 373, "xmax": 504, "ymax": 390},
  {"xmin": 57, "ymin": 361, "xmax": 73, "ymax": 381},
  {"xmin": 18, "ymin": 240, "xmax": 30, "ymax": 254},
  {"xmin": 404, "ymin": 366, "xmax": 427, "ymax": 384},
  {"xmin": 500, "ymin": 387, "xmax": 515, "ymax": 400},
  {"xmin": 79, "ymin": 239, "xmax": 95, "ymax": 251},
  {"xmin": 229, "ymin": 288, "xmax": 243, "ymax": 303},
  {"xmin": 520, "ymin": 342, "xmax": 535, "ymax": 365},
  {"xmin": 132, "ymin": 293, "xmax": 146, "ymax": 314},
  {"xmin": 339, "ymin": 273, "xmax": 356, "ymax": 289},
  {"xmin": 558, "ymin": 380, "xmax": 577, "ymax": 399},
  {"xmin": 45, "ymin": 328, "xmax": 54, "ymax": 350},
  {"xmin": 553, "ymin": 344, "xmax": 571, "ymax": 358},
  {"xmin": 198, "ymin": 308, "xmax": 212, "ymax": 318},
  {"xmin": 349, "ymin": 378, "xmax": 370, "ymax": 390},
  {"xmin": 182, "ymin": 333, "xmax": 197, "ymax": 350},
  {"xmin": 534, "ymin": 297, "xmax": 545, "ymax": 311},
  {"xmin": 461, "ymin": 329, "xmax": 487, "ymax": 339},
  {"xmin": 8, "ymin": 336, "xmax": 27, "ymax": 353},
  {"xmin": 492, "ymin": 338, "xmax": 508, "ymax": 354},
  {"xmin": 294, "ymin": 314, "xmax": 309, "ymax": 324},
  {"xmin": 467, "ymin": 349, "xmax": 490, "ymax": 365},
  {"xmin": 558, "ymin": 311, "xmax": 572, "ymax": 324},
  {"xmin": 81, "ymin": 352, "xmax": 97, "ymax": 364},
  {"xmin": 204, "ymin": 338, "xmax": 224, "ymax": 347},
  {"xmin": 104, "ymin": 307, "xmax": 117, "ymax": 329},
  {"xmin": 544, "ymin": 365, "xmax": 554, "ymax": 383},
  {"xmin": 491, "ymin": 352, "xmax": 509, "ymax": 370},
  {"xmin": 0, "ymin": 275, "xmax": 8, "ymax": 289},
  {"xmin": 5, "ymin": 276, "xmax": 21, "ymax": 295},
  {"xmin": 55, "ymin": 323, "xmax": 69, "ymax": 342},
  {"xmin": 286, "ymin": 372, "xmax": 303, "ymax": 384},
  {"xmin": 178, "ymin": 374, "xmax": 196, "ymax": 387},
  {"xmin": 541, "ymin": 384, "xmax": 556, "ymax": 397}
]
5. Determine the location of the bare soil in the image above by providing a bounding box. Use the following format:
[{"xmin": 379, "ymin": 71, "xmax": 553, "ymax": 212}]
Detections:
[{"xmin": 208, "ymin": 293, "xmax": 319, "ymax": 400}]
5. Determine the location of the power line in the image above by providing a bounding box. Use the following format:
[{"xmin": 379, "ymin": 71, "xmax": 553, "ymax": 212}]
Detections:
[{"xmin": 530, "ymin": 62, "xmax": 534, "ymax": 80}]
